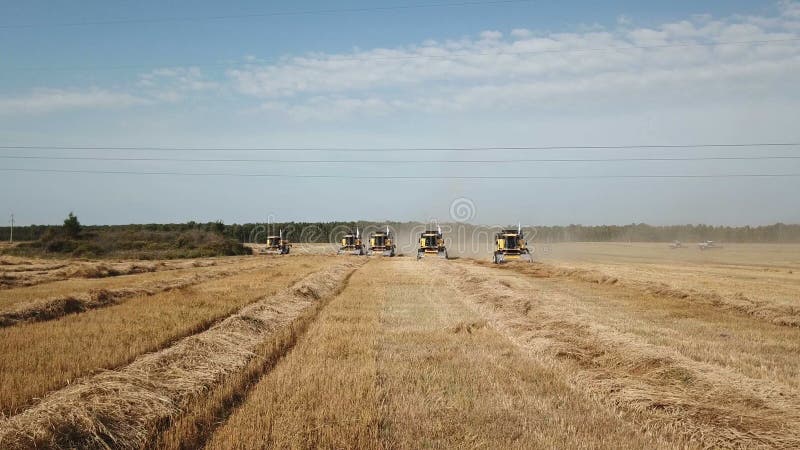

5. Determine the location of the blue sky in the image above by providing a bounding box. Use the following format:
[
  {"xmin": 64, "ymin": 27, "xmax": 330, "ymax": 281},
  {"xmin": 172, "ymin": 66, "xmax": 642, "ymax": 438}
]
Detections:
[{"xmin": 1, "ymin": 0, "xmax": 799, "ymax": 226}]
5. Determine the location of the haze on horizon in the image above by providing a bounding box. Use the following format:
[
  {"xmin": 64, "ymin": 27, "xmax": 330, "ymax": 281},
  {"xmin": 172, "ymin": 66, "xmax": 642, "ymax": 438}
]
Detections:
[{"xmin": 1, "ymin": 0, "xmax": 799, "ymax": 227}]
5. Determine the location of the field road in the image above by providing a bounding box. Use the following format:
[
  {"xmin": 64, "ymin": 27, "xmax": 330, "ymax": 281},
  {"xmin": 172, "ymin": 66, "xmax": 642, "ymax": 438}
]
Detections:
[{"xmin": 1, "ymin": 253, "xmax": 799, "ymax": 449}]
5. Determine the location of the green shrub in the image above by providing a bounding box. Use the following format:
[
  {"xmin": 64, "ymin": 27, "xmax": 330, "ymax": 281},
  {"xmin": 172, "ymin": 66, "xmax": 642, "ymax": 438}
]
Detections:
[{"xmin": 63, "ymin": 212, "xmax": 82, "ymax": 238}]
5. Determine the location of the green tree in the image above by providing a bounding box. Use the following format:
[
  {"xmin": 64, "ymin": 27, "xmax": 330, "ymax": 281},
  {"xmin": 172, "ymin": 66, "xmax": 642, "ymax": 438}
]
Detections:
[{"xmin": 63, "ymin": 212, "xmax": 81, "ymax": 237}]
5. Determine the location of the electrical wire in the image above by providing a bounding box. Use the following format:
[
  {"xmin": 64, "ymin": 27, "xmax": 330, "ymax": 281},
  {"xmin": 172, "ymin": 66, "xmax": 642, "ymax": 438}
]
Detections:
[
  {"xmin": 0, "ymin": 155, "xmax": 797, "ymax": 163},
  {"xmin": 1, "ymin": 167, "xmax": 797, "ymax": 180},
  {"xmin": 1, "ymin": 142, "xmax": 797, "ymax": 152}
]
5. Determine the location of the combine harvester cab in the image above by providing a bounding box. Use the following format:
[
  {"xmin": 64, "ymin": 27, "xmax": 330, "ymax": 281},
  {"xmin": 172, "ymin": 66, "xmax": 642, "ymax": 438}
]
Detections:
[
  {"xmin": 337, "ymin": 228, "xmax": 366, "ymax": 256},
  {"xmin": 367, "ymin": 227, "xmax": 396, "ymax": 256},
  {"xmin": 261, "ymin": 230, "xmax": 291, "ymax": 255},
  {"xmin": 417, "ymin": 226, "xmax": 448, "ymax": 260},
  {"xmin": 493, "ymin": 225, "xmax": 532, "ymax": 264}
]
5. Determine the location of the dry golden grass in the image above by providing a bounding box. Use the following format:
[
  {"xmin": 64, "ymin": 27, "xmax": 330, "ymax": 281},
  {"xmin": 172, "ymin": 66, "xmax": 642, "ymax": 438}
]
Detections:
[
  {"xmin": 205, "ymin": 259, "xmax": 383, "ymax": 449},
  {"xmin": 153, "ymin": 290, "xmax": 333, "ymax": 450},
  {"xmin": 0, "ymin": 256, "xmax": 253, "ymax": 309},
  {"xmin": 537, "ymin": 243, "xmax": 800, "ymax": 324},
  {"xmin": 484, "ymin": 259, "xmax": 800, "ymax": 328},
  {"xmin": 244, "ymin": 243, "xmax": 337, "ymax": 255},
  {"xmin": 493, "ymin": 263, "xmax": 800, "ymax": 391},
  {"xmin": 0, "ymin": 259, "xmax": 359, "ymax": 449},
  {"xmin": 446, "ymin": 258, "xmax": 800, "ymax": 448},
  {"xmin": 2, "ymin": 246, "xmax": 798, "ymax": 448},
  {"xmin": 0, "ymin": 257, "xmax": 271, "ymax": 327},
  {"xmin": 0, "ymin": 256, "xmax": 330, "ymax": 416},
  {"xmin": 543, "ymin": 242, "xmax": 800, "ymax": 267},
  {"xmin": 206, "ymin": 258, "xmax": 664, "ymax": 449},
  {"xmin": 0, "ymin": 255, "xmax": 236, "ymax": 290}
]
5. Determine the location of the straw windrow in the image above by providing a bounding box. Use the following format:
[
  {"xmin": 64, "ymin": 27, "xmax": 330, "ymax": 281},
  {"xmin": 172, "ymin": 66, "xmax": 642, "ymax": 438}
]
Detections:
[
  {"xmin": 0, "ymin": 259, "xmax": 361, "ymax": 449},
  {"xmin": 445, "ymin": 261, "xmax": 800, "ymax": 448}
]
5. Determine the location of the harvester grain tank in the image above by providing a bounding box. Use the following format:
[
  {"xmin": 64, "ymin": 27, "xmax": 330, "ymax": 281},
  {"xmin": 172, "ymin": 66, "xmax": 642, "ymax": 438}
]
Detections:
[
  {"xmin": 417, "ymin": 225, "xmax": 447, "ymax": 260},
  {"xmin": 338, "ymin": 228, "xmax": 366, "ymax": 255},
  {"xmin": 493, "ymin": 224, "xmax": 532, "ymax": 264},
  {"xmin": 368, "ymin": 227, "xmax": 396, "ymax": 256},
  {"xmin": 261, "ymin": 230, "xmax": 291, "ymax": 255}
]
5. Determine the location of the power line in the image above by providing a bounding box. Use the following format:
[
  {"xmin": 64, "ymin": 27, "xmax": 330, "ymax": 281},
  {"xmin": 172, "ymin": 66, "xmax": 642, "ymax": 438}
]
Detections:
[
  {"xmin": 0, "ymin": 155, "xmax": 798, "ymax": 163},
  {"xmin": 0, "ymin": 0, "xmax": 534, "ymax": 29},
  {"xmin": 0, "ymin": 167, "xmax": 797, "ymax": 180},
  {"xmin": 1, "ymin": 143, "xmax": 797, "ymax": 153},
  {"xmin": 7, "ymin": 37, "xmax": 800, "ymax": 72}
]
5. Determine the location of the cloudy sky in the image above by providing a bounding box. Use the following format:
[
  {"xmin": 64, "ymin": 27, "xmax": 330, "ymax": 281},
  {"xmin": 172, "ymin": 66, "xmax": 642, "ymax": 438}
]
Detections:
[{"xmin": 1, "ymin": 0, "xmax": 799, "ymax": 226}]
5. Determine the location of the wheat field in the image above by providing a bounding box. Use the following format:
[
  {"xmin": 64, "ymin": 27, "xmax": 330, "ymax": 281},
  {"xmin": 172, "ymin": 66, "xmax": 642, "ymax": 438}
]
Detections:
[{"xmin": 0, "ymin": 244, "xmax": 798, "ymax": 448}]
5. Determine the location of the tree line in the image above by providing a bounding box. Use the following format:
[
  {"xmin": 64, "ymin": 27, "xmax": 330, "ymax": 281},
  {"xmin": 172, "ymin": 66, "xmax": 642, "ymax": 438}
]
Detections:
[
  {"xmin": 530, "ymin": 223, "xmax": 800, "ymax": 243},
  {"xmin": 2, "ymin": 221, "xmax": 800, "ymax": 243}
]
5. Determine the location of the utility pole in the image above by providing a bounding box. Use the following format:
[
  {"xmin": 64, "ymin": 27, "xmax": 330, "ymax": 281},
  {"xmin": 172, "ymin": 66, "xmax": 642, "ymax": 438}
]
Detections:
[{"xmin": 9, "ymin": 213, "xmax": 13, "ymax": 243}]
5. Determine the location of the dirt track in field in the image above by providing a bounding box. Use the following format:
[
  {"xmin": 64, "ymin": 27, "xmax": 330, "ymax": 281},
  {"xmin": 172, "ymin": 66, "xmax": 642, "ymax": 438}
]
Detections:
[{"xmin": 1, "ymin": 247, "xmax": 798, "ymax": 449}]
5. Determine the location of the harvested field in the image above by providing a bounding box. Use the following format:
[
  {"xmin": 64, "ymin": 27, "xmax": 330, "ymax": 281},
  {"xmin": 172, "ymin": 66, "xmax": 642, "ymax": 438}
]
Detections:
[
  {"xmin": 0, "ymin": 257, "xmax": 269, "ymax": 327},
  {"xmin": 0, "ymin": 244, "xmax": 798, "ymax": 448},
  {"xmin": 0, "ymin": 256, "xmax": 332, "ymax": 415},
  {"xmin": 529, "ymin": 243, "xmax": 800, "ymax": 327},
  {"xmin": 443, "ymin": 259, "xmax": 800, "ymax": 448},
  {"xmin": 244, "ymin": 242, "xmax": 337, "ymax": 255},
  {"xmin": 0, "ymin": 258, "xmax": 359, "ymax": 449},
  {"xmin": 206, "ymin": 258, "xmax": 662, "ymax": 449},
  {"xmin": 0, "ymin": 255, "xmax": 231, "ymax": 290}
]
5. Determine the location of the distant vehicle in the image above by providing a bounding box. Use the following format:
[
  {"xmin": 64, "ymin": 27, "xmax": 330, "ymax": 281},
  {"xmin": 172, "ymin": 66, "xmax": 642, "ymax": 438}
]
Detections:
[
  {"xmin": 367, "ymin": 227, "xmax": 396, "ymax": 257},
  {"xmin": 698, "ymin": 240, "xmax": 722, "ymax": 250},
  {"xmin": 260, "ymin": 230, "xmax": 291, "ymax": 255},
  {"xmin": 669, "ymin": 240, "xmax": 683, "ymax": 249},
  {"xmin": 338, "ymin": 228, "xmax": 366, "ymax": 255},
  {"xmin": 493, "ymin": 225, "xmax": 533, "ymax": 263},
  {"xmin": 417, "ymin": 226, "xmax": 447, "ymax": 259}
]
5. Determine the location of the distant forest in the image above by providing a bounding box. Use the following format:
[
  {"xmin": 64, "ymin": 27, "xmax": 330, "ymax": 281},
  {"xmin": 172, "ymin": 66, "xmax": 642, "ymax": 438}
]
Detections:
[{"xmin": 2, "ymin": 221, "xmax": 799, "ymax": 243}]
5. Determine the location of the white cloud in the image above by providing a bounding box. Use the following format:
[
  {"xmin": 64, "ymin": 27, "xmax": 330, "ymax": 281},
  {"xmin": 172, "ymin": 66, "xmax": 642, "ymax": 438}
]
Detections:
[
  {"xmin": 259, "ymin": 96, "xmax": 399, "ymax": 122},
  {"xmin": 0, "ymin": 66, "xmax": 219, "ymax": 115},
  {"xmin": 479, "ymin": 30, "xmax": 503, "ymax": 40},
  {"xmin": 10, "ymin": 4, "xmax": 800, "ymax": 122},
  {"xmin": 510, "ymin": 28, "xmax": 532, "ymax": 38},
  {"xmin": 225, "ymin": 4, "xmax": 800, "ymax": 121},
  {"xmin": 137, "ymin": 67, "xmax": 218, "ymax": 101},
  {"xmin": 780, "ymin": 0, "xmax": 800, "ymax": 18},
  {"xmin": 0, "ymin": 89, "xmax": 146, "ymax": 115}
]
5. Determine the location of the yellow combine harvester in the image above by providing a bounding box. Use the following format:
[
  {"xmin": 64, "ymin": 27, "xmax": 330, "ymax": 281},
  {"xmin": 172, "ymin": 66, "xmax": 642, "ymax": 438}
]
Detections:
[
  {"xmin": 337, "ymin": 228, "xmax": 366, "ymax": 256},
  {"xmin": 368, "ymin": 227, "xmax": 396, "ymax": 256},
  {"xmin": 261, "ymin": 230, "xmax": 291, "ymax": 255},
  {"xmin": 417, "ymin": 226, "xmax": 448, "ymax": 259},
  {"xmin": 493, "ymin": 225, "xmax": 532, "ymax": 263}
]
